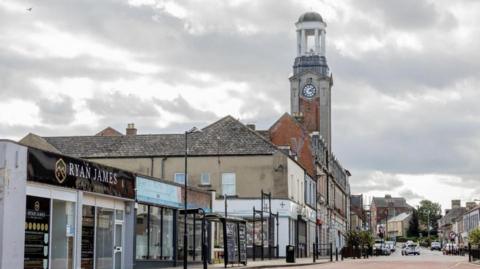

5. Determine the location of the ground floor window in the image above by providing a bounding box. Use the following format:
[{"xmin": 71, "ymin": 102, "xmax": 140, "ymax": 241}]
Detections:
[
  {"xmin": 135, "ymin": 204, "xmax": 175, "ymax": 261},
  {"xmin": 51, "ymin": 200, "xmax": 76, "ymax": 269},
  {"xmin": 81, "ymin": 205, "xmax": 124, "ymax": 269},
  {"xmin": 177, "ymin": 213, "xmax": 204, "ymax": 261}
]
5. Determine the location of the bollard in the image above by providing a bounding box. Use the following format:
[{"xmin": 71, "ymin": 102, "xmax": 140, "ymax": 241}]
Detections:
[
  {"xmin": 336, "ymin": 247, "xmax": 338, "ymax": 261},
  {"xmin": 469, "ymin": 244, "xmax": 472, "ymax": 262},
  {"xmin": 330, "ymin": 243, "xmax": 333, "ymax": 262}
]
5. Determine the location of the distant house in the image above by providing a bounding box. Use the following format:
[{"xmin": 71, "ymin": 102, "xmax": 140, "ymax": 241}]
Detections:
[
  {"xmin": 350, "ymin": 194, "xmax": 365, "ymax": 231},
  {"xmin": 438, "ymin": 200, "xmax": 466, "ymax": 245},
  {"xmin": 387, "ymin": 212, "xmax": 411, "ymax": 238},
  {"xmin": 370, "ymin": 194, "xmax": 412, "ymax": 237}
]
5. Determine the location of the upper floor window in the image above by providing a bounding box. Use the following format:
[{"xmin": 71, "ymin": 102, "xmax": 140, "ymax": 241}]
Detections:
[
  {"xmin": 222, "ymin": 173, "xmax": 236, "ymax": 196},
  {"xmin": 174, "ymin": 173, "xmax": 187, "ymax": 184},
  {"xmin": 200, "ymin": 172, "xmax": 211, "ymax": 186}
]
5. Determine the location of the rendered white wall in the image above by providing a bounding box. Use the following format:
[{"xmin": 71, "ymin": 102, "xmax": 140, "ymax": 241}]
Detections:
[{"xmin": 0, "ymin": 141, "xmax": 28, "ymax": 269}]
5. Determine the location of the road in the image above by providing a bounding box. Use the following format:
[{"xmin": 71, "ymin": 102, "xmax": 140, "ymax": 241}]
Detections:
[{"xmin": 272, "ymin": 247, "xmax": 477, "ymax": 269}]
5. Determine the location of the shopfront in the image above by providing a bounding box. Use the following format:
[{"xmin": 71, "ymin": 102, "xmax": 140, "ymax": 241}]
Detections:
[
  {"xmin": 134, "ymin": 176, "xmax": 211, "ymax": 268},
  {"xmin": 0, "ymin": 142, "xmax": 136, "ymax": 269}
]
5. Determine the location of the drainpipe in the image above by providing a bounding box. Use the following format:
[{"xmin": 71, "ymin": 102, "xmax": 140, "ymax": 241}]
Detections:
[
  {"xmin": 160, "ymin": 157, "xmax": 167, "ymax": 179},
  {"xmin": 150, "ymin": 157, "xmax": 154, "ymax": 177}
]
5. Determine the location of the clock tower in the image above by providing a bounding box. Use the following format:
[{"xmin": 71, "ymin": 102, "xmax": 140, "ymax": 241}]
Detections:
[{"xmin": 290, "ymin": 12, "xmax": 332, "ymax": 152}]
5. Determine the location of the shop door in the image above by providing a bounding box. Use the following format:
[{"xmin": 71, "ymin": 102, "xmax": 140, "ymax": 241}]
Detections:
[
  {"xmin": 113, "ymin": 210, "xmax": 124, "ymax": 269},
  {"xmin": 96, "ymin": 208, "xmax": 114, "ymax": 269}
]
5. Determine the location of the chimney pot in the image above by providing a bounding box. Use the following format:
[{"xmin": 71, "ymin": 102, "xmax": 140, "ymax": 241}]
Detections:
[{"xmin": 126, "ymin": 123, "xmax": 137, "ymax": 136}]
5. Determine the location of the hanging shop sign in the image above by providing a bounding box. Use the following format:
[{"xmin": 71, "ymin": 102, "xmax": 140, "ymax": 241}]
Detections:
[
  {"xmin": 27, "ymin": 148, "xmax": 135, "ymax": 199},
  {"xmin": 24, "ymin": 196, "xmax": 50, "ymax": 269}
]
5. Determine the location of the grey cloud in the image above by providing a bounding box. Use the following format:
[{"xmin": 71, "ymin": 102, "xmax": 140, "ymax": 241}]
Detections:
[
  {"xmin": 399, "ymin": 189, "xmax": 425, "ymax": 200},
  {"xmin": 154, "ymin": 95, "xmax": 217, "ymax": 122},
  {"xmin": 352, "ymin": 0, "xmax": 455, "ymax": 30},
  {"xmin": 350, "ymin": 172, "xmax": 404, "ymax": 193},
  {"xmin": 2, "ymin": 0, "xmax": 480, "ymax": 209},
  {"xmin": 36, "ymin": 95, "xmax": 76, "ymax": 125},
  {"xmin": 87, "ymin": 91, "xmax": 160, "ymax": 117}
]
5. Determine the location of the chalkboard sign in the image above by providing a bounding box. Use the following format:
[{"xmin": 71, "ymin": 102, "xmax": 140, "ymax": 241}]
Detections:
[
  {"xmin": 225, "ymin": 222, "xmax": 238, "ymax": 263},
  {"xmin": 238, "ymin": 223, "xmax": 247, "ymax": 264},
  {"xmin": 24, "ymin": 196, "xmax": 50, "ymax": 269},
  {"xmin": 268, "ymin": 217, "xmax": 275, "ymax": 246}
]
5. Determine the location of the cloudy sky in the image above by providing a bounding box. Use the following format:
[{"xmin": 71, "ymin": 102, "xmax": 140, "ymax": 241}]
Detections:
[{"xmin": 1, "ymin": 0, "xmax": 480, "ymax": 210}]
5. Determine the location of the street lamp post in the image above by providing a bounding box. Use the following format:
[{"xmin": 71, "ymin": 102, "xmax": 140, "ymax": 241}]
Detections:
[
  {"xmin": 427, "ymin": 210, "xmax": 430, "ymax": 240},
  {"xmin": 184, "ymin": 127, "xmax": 200, "ymax": 269}
]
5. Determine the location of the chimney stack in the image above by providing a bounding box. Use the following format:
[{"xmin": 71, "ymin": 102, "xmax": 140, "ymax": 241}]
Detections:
[
  {"xmin": 451, "ymin": 199, "xmax": 461, "ymax": 209},
  {"xmin": 466, "ymin": 202, "xmax": 477, "ymax": 210},
  {"xmin": 126, "ymin": 123, "xmax": 137, "ymax": 136}
]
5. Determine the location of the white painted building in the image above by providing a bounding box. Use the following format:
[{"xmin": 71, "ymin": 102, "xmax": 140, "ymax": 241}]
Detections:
[{"xmin": 212, "ymin": 157, "xmax": 316, "ymax": 258}]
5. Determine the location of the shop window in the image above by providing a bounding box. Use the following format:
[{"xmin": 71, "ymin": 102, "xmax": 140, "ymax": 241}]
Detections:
[
  {"xmin": 135, "ymin": 204, "xmax": 175, "ymax": 261},
  {"xmin": 51, "ymin": 200, "xmax": 76, "ymax": 269},
  {"xmin": 200, "ymin": 172, "xmax": 211, "ymax": 186},
  {"xmin": 136, "ymin": 205, "xmax": 148, "ymax": 260},
  {"xmin": 149, "ymin": 207, "xmax": 161, "ymax": 259},
  {"xmin": 162, "ymin": 208, "xmax": 174, "ymax": 259},
  {"xmin": 82, "ymin": 205, "xmax": 95, "ymax": 269},
  {"xmin": 221, "ymin": 173, "xmax": 236, "ymax": 196}
]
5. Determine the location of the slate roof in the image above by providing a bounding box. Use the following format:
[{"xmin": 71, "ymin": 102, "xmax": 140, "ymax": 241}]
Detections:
[
  {"xmin": 351, "ymin": 195, "xmax": 363, "ymax": 208},
  {"xmin": 388, "ymin": 212, "xmax": 411, "ymax": 222},
  {"xmin": 42, "ymin": 116, "xmax": 279, "ymax": 158},
  {"xmin": 372, "ymin": 196, "xmax": 410, "ymax": 208},
  {"xmin": 439, "ymin": 207, "xmax": 466, "ymax": 227}
]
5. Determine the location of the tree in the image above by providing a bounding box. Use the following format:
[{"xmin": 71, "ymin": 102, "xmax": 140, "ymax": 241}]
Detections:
[
  {"xmin": 469, "ymin": 227, "xmax": 480, "ymax": 245},
  {"xmin": 359, "ymin": 231, "xmax": 374, "ymax": 247},
  {"xmin": 407, "ymin": 209, "xmax": 419, "ymax": 237},
  {"xmin": 346, "ymin": 230, "xmax": 360, "ymax": 247},
  {"xmin": 417, "ymin": 200, "xmax": 442, "ymax": 232}
]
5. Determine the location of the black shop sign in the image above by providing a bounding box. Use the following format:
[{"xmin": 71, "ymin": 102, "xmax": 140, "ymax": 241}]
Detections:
[{"xmin": 27, "ymin": 148, "xmax": 135, "ymax": 199}]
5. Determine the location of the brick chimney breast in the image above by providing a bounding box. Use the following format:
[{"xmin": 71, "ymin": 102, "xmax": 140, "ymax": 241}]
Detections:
[{"xmin": 126, "ymin": 123, "xmax": 137, "ymax": 136}]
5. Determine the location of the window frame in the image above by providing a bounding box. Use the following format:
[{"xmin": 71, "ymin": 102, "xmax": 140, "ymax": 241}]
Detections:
[
  {"xmin": 174, "ymin": 173, "xmax": 188, "ymax": 184},
  {"xmin": 200, "ymin": 172, "xmax": 211, "ymax": 186},
  {"xmin": 135, "ymin": 204, "xmax": 176, "ymax": 261},
  {"xmin": 221, "ymin": 172, "xmax": 236, "ymax": 196}
]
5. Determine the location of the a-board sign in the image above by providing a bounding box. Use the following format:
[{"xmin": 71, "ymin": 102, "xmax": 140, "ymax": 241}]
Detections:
[
  {"xmin": 225, "ymin": 222, "xmax": 238, "ymax": 263},
  {"xmin": 24, "ymin": 196, "xmax": 50, "ymax": 269},
  {"xmin": 238, "ymin": 223, "xmax": 247, "ymax": 264},
  {"xmin": 268, "ymin": 217, "xmax": 275, "ymax": 246}
]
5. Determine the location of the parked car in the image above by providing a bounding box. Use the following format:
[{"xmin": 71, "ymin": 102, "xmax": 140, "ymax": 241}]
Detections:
[
  {"xmin": 374, "ymin": 242, "xmax": 391, "ymax": 256},
  {"xmin": 431, "ymin": 241, "xmax": 441, "ymax": 251},
  {"xmin": 402, "ymin": 243, "xmax": 420, "ymax": 256},
  {"xmin": 385, "ymin": 241, "xmax": 396, "ymax": 252}
]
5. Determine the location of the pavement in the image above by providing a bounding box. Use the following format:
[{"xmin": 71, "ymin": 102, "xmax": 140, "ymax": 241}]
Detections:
[
  {"xmin": 268, "ymin": 247, "xmax": 478, "ymax": 269},
  {"xmin": 165, "ymin": 247, "xmax": 479, "ymax": 269},
  {"xmin": 163, "ymin": 257, "xmax": 330, "ymax": 269}
]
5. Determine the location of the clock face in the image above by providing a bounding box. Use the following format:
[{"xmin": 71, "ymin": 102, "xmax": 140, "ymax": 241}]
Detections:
[{"xmin": 302, "ymin": 84, "xmax": 316, "ymax": 98}]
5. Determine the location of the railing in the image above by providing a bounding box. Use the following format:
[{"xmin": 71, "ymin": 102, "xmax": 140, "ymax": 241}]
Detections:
[
  {"xmin": 469, "ymin": 244, "xmax": 479, "ymax": 262},
  {"xmin": 313, "ymin": 243, "xmax": 333, "ymax": 262},
  {"xmin": 341, "ymin": 246, "xmax": 371, "ymax": 259}
]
